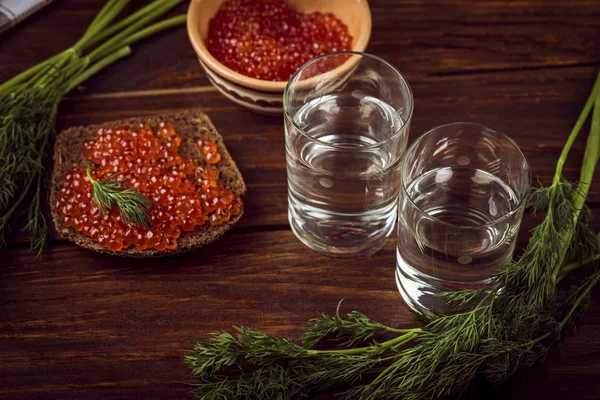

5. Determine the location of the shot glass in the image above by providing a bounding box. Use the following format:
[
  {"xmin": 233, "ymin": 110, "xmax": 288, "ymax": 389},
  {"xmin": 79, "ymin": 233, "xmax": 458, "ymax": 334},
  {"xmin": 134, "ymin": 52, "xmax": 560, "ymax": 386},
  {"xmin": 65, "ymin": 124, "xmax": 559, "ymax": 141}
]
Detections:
[
  {"xmin": 284, "ymin": 52, "xmax": 413, "ymax": 256},
  {"xmin": 396, "ymin": 122, "xmax": 531, "ymax": 313}
]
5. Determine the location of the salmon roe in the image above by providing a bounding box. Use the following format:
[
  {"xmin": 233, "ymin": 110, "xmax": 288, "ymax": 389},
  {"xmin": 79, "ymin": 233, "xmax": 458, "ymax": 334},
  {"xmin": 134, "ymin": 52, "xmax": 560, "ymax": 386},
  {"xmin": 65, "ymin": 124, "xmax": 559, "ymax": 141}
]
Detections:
[
  {"xmin": 56, "ymin": 122, "xmax": 243, "ymax": 252},
  {"xmin": 205, "ymin": 0, "xmax": 353, "ymax": 81}
]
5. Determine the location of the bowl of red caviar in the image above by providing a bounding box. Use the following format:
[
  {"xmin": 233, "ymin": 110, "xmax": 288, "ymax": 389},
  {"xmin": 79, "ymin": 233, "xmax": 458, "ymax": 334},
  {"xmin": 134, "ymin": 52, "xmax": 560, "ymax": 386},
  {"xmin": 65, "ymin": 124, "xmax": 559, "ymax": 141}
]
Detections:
[{"xmin": 187, "ymin": 0, "xmax": 372, "ymax": 115}]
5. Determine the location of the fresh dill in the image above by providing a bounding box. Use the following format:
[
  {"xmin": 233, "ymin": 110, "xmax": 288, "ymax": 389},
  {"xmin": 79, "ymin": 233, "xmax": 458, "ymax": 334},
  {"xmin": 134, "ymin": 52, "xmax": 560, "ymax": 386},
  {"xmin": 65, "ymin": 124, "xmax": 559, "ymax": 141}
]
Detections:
[
  {"xmin": 301, "ymin": 299, "xmax": 417, "ymax": 348},
  {"xmin": 0, "ymin": 0, "xmax": 186, "ymax": 255},
  {"xmin": 86, "ymin": 167, "xmax": 150, "ymax": 228},
  {"xmin": 185, "ymin": 71, "xmax": 600, "ymax": 399}
]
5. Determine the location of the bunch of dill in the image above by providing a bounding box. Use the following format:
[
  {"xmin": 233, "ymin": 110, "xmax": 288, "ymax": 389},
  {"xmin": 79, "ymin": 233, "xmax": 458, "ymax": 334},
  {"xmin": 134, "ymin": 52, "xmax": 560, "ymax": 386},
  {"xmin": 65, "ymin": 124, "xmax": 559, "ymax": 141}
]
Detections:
[
  {"xmin": 0, "ymin": 0, "xmax": 186, "ymax": 255},
  {"xmin": 185, "ymin": 71, "xmax": 600, "ymax": 400}
]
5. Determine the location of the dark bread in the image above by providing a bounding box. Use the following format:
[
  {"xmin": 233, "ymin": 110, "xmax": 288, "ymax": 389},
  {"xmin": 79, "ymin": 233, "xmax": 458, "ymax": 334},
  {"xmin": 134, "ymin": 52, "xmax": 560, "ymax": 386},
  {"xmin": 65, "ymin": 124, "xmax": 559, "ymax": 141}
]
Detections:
[{"xmin": 50, "ymin": 110, "xmax": 246, "ymax": 257}]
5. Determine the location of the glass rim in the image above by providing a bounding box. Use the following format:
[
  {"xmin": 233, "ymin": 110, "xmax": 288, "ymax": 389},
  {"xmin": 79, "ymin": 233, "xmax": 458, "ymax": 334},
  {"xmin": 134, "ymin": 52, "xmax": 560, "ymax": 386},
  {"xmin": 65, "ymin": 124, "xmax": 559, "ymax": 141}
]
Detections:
[
  {"xmin": 401, "ymin": 121, "xmax": 532, "ymax": 229},
  {"xmin": 283, "ymin": 51, "xmax": 414, "ymax": 151}
]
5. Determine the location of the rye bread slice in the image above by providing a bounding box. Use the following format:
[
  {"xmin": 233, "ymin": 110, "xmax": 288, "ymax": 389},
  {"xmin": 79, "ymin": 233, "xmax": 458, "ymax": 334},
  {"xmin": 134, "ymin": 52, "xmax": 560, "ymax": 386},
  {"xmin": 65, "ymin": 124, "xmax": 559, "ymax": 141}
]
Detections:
[{"xmin": 50, "ymin": 110, "xmax": 246, "ymax": 258}]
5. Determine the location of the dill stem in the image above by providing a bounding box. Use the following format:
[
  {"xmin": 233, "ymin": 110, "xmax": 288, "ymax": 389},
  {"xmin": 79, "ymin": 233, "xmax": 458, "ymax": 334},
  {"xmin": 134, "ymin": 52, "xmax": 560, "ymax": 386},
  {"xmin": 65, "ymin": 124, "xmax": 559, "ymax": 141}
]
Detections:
[
  {"xmin": 90, "ymin": 14, "xmax": 187, "ymax": 65},
  {"xmin": 37, "ymin": 51, "xmax": 80, "ymax": 89},
  {"xmin": 86, "ymin": 166, "xmax": 98, "ymax": 185},
  {"xmin": 96, "ymin": 14, "xmax": 187, "ymax": 63},
  {"xmin": 1, "ymin": 0, "xmax": 185, "ymax": 95},
  {"xmin": 89, "ymin": 0, "xmax": 175, "ymax": 45},
  {"xmin": 367, "ymin": 332, "xmax": 425, "ymax": 388},
  {"xmin": 306, "ymin": 330, "xmax": 422, "ymax": 356},
  {"xmin": 550, "ymin": 72, "xmax": 600, "ymax": 281},
  {"xmin": 553, "ymin": 72, "xmax": 600, "ymax": 182},
  {"xmin": 88, "ymin": 0, "xmax": 122, "ymax": 27},
  {"xmin": 73, "ymin": 0, "xmax": 127, "ymax": 55},
  {"xmin": 0, "ymin": 52, "xmax": 63, "ymax": 93},
  {"xmin": 574, "ymin": 87, "xmax": 600, "ymax": 208},
  {"xmin": 557, "ymin": 252, "xmax": 600, "ymax": 283},
  {"xmin": 391, "ymin": 331, "xmax": 421, "ymax": 349},
  {"xmin": 385, "ymin": 326, "xmax": 421, "ymax": 334},
  {"xmin": 87, "ymin": 0, "xmax": 183, "ymax": 63}
]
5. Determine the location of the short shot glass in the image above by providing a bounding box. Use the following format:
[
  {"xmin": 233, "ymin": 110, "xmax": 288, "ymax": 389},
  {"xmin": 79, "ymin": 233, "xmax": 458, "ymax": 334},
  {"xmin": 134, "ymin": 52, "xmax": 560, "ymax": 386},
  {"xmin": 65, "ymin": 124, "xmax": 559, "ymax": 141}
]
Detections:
[
  {"xmin": 284, "ymin": 52, "xmax": 413, "ymax": 257},
  {"xmin": 395, "ymin": 122, "xmax": 531, "ymax": 313}
]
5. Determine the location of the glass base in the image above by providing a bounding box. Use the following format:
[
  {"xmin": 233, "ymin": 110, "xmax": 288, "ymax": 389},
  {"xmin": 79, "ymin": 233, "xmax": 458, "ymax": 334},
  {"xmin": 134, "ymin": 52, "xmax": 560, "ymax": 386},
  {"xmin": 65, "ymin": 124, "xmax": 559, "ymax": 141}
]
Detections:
[
  {"xmin": 288, "ymin": 207, "xmax": 394, "ymax": 257},
  {"xmin": 395, "ymin": 256, "xmax": 491, "ymax": 316},
  {"xmin": 395, "ymin": 264, "xmax": 433, "ymax": 315}
]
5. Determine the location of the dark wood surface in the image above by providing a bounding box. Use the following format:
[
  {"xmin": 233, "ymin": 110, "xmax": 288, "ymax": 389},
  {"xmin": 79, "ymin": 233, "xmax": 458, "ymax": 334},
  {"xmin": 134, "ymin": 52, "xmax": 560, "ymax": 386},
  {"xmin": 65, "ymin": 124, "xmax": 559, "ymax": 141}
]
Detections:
[{"xmin": 2, "ymin": 1, "xmax": 600, "ymax": 399}]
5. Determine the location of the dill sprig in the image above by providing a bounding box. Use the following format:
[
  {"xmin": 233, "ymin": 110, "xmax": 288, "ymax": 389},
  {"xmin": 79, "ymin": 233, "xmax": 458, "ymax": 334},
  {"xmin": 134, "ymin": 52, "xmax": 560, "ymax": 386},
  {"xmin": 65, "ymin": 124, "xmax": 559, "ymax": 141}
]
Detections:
[
  {"xmin": 86, "ymin": 167, "xmax": 150, "ymax": 228},
  {"xmin": 0, "ymin": 67, "xmax": 74, "ymax": 254},
  {"xmin": 186, "ymin": 71, "xmax": 600, "ymax": 399},
  {"xmin": 301, "ymin": 299, "xmax": 416, "ymax": 348},
  {"xmin": 0, "ymin": 0, "xmax": 186, "ymax": 255}
]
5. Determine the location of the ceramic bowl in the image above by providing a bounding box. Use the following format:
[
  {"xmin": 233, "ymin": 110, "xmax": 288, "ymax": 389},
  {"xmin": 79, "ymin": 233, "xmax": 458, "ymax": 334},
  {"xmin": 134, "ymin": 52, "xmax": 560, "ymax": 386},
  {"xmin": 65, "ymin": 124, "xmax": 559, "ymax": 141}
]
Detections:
[{"xmin": 187, "ymin": 0, "xmax": 372, "ymax": 115}]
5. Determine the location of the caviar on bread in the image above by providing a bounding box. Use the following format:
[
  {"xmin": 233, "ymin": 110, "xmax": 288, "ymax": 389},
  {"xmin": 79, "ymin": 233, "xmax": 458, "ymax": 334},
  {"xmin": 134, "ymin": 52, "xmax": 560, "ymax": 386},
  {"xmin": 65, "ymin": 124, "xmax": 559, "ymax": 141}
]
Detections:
[{"xmin": 50, "ymin": 111, "xmax": 246, "ymax": 258}]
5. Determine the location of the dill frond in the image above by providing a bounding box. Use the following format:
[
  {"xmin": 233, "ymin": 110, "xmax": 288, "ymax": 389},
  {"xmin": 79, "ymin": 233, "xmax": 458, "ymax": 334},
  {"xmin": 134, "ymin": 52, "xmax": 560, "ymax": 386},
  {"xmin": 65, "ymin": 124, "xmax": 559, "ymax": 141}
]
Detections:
[
  {"xmin": 86, "ymin": 167, "xmax": 150, "ymax": 228},
  {"xmin": 301, "ymin": 299, "xmax": 404, "ymax": 348}
]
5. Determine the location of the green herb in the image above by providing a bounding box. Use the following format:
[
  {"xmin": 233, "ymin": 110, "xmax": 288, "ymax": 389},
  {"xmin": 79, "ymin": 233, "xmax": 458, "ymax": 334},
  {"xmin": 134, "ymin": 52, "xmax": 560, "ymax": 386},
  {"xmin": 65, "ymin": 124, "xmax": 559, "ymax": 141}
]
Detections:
[
  {"xmin": 86, "ymin": 167, "xmax": 150, "ymax": 228},
  {"xmin": 301, "ymin": 299, "xmax": 418, "ymax": 348},
  {"xmin": 0, "ymin": 0, "xmax": 186, "ymax": 255},
  {"xmin": 186, "ymin": 71, "xmax": 600, "ymax": 399}
]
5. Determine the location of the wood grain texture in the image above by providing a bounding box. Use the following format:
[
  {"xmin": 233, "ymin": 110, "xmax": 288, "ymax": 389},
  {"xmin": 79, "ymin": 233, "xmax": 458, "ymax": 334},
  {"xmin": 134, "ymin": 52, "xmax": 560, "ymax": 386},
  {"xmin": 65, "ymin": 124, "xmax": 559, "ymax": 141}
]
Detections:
[
  {"xmin": 2, "ymin": 230, "xmax": 600, "ymax": 399},
  {"xmin": 0, "ymin": 1, "xmax": 599, "ymax": 93},
  {"xmin": 2, "ymin": 0, "xmax": 600, "ymax": 399},
  {"xmin": 1, "ymin": 232, "xmax": 412, "ymax": 399}
]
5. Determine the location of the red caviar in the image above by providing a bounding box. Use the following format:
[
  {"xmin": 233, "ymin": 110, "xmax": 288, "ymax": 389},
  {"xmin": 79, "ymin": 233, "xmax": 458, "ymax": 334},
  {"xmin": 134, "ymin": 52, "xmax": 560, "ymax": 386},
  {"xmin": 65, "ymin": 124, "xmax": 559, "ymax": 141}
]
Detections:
[
  {"xmin": 56, "ymin": 122, "xmax": 243, "ymax": 252},
  {"xmin": 205, "ymin": 0, "xmax": 353, "ymax": 81}
]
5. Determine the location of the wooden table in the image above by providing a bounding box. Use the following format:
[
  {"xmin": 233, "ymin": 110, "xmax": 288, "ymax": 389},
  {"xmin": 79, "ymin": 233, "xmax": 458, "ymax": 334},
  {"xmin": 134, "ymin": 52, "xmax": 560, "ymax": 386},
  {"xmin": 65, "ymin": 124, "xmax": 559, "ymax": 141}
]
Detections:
[{"xmin": 2, "ymin": 1, "xmax": 600, "ymax": 398}]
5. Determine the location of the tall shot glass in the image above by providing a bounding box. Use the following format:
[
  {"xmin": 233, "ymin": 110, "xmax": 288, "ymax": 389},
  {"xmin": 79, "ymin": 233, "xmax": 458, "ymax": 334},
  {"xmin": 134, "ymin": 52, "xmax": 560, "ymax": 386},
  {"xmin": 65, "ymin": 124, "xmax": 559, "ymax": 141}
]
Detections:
[
  {"xmin": 284, "ymin": 52, "xmax": 413, "ymax": 256},
  {"xmin": 396, "ymin": 123, "xmax": 531, "ymax": 313}
]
